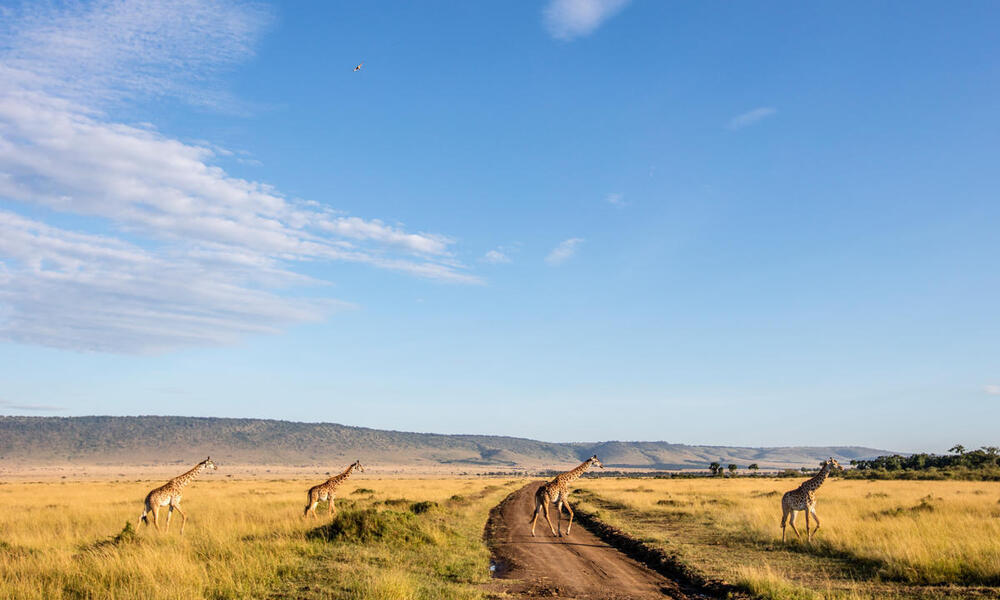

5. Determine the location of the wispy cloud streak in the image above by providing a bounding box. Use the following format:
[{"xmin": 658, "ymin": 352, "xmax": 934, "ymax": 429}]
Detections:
[
  {"xmin": 605, "ymin": 192, "xmax": 627, "ymax": 207},
  {"xmin": 729, "ymin": 107, "xmax": 777, "ymax": 130},
  {"xmin": 1, "ymin": 0, "xmax": 272, "ymax": 109},
  {"xmin": 483, "ymin": 249, "xmax": 511, "ymax": 264},
  {"xmin": 0, "ymin": 398, "xmax": 64, "ymax": 412},
  {"xmin": 543, "ymin": 0, "xmax": 630, "ymax": 41},
  {"xmin": 545, "ymin": 238, "xmax": 584, "ymax": 265}
]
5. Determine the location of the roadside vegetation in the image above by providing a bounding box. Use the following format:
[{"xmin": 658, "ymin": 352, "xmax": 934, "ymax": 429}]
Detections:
[
  {"xmin": 699, "ymin": 445, "xmax": 1000, "ymax": 481},
  {"xmin": 844, "ymin": 445, "xmax": 1000, "ymax": 481},
  {"xmin": 575, "ymin": 477, "xmax": 1000, "ymax": 599},
  {"xmin": 0, "ymin": 477, "xmax": 517, "ymax": 599}
]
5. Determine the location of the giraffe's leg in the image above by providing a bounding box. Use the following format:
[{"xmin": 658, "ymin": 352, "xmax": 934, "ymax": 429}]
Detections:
[
  {"xmin": 564, "ymin": 500, "xmax": 576, "ymax": 535},
  {"xmin": 328, "ymin": 496, "xmax": 335, "ymax": 516},
  {"xmin": 787, "ymin": 510, "xmax": 800, "ymax": 539},
  {"xmin": 165, "ymin": 505, "xmax": 173, "ymax": 532},
  {"xmin": 151, "ymin": 505, "xmax": 161, "ymax": 533},
  {"xmin": 781, "ymin": 506, "xmax": 789, "ymax": 542},
  {"xmin": 555, "ymin": 500, "xmax": 564, "ymax": 537},
  {"xmin": 805, "ymin": 508, "xmax": 811, "ymax": 542},
  {"xmin": 530, "ymin": 500, "xmax": 542, "ymax": 537},
  {"xmin": 542, "ymin": 502, "xmax": 557, "ymax": 537},
  {"xmin": 172, "ymin": 503, "xmax": 187, "ymax": 535},
  {"xmin": 137, "ymin": 504, "xmax": 149, "ymax": 528},
  {"xmin": 809, "ymin": 506, "xmax": 820, "ymax": 537}
]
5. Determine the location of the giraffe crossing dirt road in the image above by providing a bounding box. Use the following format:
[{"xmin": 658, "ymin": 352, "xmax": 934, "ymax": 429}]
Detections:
[{"xmin": 489, "ymin": 480, "xmax": 725, "ymax": 600}]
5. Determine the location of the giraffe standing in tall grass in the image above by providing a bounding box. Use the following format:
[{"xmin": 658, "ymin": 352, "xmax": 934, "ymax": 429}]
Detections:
[
  {"xmin": 530, "ymin": 455, "xmax": 604, "ymax": 537},
  {"xmin": 781, "ymin": 457, "xmax": 841, "ymax": 542},
  {"xmin": 137, "ymin": 457, "xmax": 217, "ymax": 534},
  {"xmin": 304, "ymin": 460, "xmax": 365, "ymax": 518}
]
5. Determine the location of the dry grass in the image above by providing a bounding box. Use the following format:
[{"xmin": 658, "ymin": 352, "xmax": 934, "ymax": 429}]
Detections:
[
  {"xmin": 0, "ymin": 477, "xmax": 518, "ymax": 599},
  {"xmin": 575, "ymin": 477, "xmax": 1000, "ymax": 599}
]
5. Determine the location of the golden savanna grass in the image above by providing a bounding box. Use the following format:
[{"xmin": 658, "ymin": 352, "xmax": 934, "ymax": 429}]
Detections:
[
  {"xmin": 0, "ymin": 477, "xmax": 519, "ymax": 600},
  {"xmin": 575, "ymin": 477, "xmax": 1000, "ymax": 599}
]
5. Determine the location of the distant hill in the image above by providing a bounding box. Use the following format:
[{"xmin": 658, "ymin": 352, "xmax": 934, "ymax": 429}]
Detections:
[{"xmin": 0, "ymin": 416, "xmax": 888, "ymax": 470}]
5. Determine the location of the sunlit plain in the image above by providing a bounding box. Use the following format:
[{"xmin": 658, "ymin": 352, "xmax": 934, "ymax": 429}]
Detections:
[
  {"xmin": 576, "ymin": 477, "xmax": 1000, "ymax": 599},
  {"xmin": 0, "ymin": 478, "xmax": 518, "ymax": 600}
]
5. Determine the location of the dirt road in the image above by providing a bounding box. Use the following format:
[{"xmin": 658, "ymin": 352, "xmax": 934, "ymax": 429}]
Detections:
[{"xmin": 486, "ymin": 481, "xmax": 716, "ymax": 599}]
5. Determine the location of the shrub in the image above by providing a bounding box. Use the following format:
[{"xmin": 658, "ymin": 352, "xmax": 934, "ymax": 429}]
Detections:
[
  {"xmin": 409, "ymin": 501, "xmax": 437, "ymax": 514},
  {"xmin": 307, "ymin": 509, "xmax": 433, "ymax": 545}
]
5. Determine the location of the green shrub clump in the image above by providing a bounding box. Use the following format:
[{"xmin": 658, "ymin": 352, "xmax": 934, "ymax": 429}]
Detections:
[{"xmin": 308, "ymin": 508, "xmax": 433, "ymax": 545}]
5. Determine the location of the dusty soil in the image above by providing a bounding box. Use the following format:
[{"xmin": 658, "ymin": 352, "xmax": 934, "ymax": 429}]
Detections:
[{"xmin": 486, "ymin": 481, "xmax": 721, "ymax": 599}]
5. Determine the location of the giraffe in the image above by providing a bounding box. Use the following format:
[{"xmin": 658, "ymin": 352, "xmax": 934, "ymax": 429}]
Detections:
[
  {"xmin": 137, "ymin": 457, "xmax": 217, "ymax": 534},
  {"xmin": 304, "ymin": 460, "xmax": 365, "ymax": 518},
  {"xmin": 781, "ymin": 457, "xmax": 841, "ymax": 542},
  {"xmin": 530, "ymin": 455, "xmax": 604, "ymax": 537}
]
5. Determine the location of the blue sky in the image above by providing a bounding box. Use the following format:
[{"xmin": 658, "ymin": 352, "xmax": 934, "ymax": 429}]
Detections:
[{"xmin": 0, "ymin": 0, "xmax": 997, "ymax": 452}]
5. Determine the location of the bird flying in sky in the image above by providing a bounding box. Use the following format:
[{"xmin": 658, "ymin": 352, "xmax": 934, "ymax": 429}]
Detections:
[{"xmin": 354, "ymin": 62, "xmax": 363, "ymax": 72}]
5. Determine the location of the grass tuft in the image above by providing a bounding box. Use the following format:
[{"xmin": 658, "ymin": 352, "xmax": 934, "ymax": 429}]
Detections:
[
  {"xmin": 307, "ymin": 508, "xmax": 433, "ymax": 545},
  {"xmin": 752, "ymin": 490, "xmax": 781, "ymax": 498},
  {"xmin": 85, "ymin": 521, "xmax": 142, "ymax": 552},
  {"xmin": 408, "ymin": 501, "xmax": 437, "ymax": 515}
]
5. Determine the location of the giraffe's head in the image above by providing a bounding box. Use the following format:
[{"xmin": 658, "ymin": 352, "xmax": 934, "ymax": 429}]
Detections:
[
  {"xmin": 352, "ymin": 460, "xmax": 365, "ymax": 473},
  {"xmin": 826, "ymin": 457, "xmax": 842, "ymax": 471},
  {"xmin": 589, "ymin": 455, "xmax": 604, "ymax": 469},
  {"xmin": 203, "ymin": 457, "xmax": 218, "ymax": 471}
]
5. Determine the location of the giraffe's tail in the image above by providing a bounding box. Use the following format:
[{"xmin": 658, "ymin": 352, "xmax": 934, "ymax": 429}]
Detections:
[
  {"xmin": 528, "ymin": 500, "xmax": 540, "ymax": 524},
  {"xmin": 139, "ymin": 491, "xmax": 157, "ymax": 526}
]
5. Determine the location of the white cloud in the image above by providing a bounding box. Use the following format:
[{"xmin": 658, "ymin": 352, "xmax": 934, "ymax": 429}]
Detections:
[
  {"xmin": 0, "ymin": 398, "xmax": 63, "ymax": 412},
  {"xmin": 985, "ymin": 384, "xmax": 1000, "ymax": 396},
  {"xmin": 483, "ymin": 249, "xmax": 511, "ymax": 264},
  {"xmin": 0, "ymin": 0, "xmax": 480, "ymax": 354},
  {"xmin": 729, "ymin": 107, "xmax": 777, "ymax": 130},
  {"xmin": 543, "ymin": 0, "xmax": 630, "ymax": 41},
  {"xmin": 605, "ymin": 192, "xmax": 627, "ymax": 207},
  {"xmin": 0, "ymin": 209, "xmax": 351, "ymax": 353},
  {"xmin": 1, "ymin": 0, "xmax": 272, "ymax": 109},
  {"xmin": 545, "ymin": 238, "xmax": 584, "ymax": 266}
]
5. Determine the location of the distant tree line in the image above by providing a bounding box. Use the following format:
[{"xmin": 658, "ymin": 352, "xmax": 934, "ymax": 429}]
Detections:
[
  {"xmin": 478, "ymin": 447, "xmax": 1000, "ymax": 481},
  {"xmin": 707, "ymin": 462, "xmax": 761, "ymax": 476},
  {"xmin": 844, "ymin": 445, "xmax": 1000, "ymax": 481}
]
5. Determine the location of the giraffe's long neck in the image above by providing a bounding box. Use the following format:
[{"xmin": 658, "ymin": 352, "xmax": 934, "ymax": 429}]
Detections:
[
  {"xmin": 558, "ymin": 459, "xmax": 594, "ymax": 485},
  {"xmin": 326, "ymin": 464, "xmax": 355, "ymax": 485},
  {"xmin": 801, "ymin": 462, "xmax": 832, "ymax": 492},
  {"xmin": 171, "ymin": 461, "xmax": 207, "ymax": 489}
]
